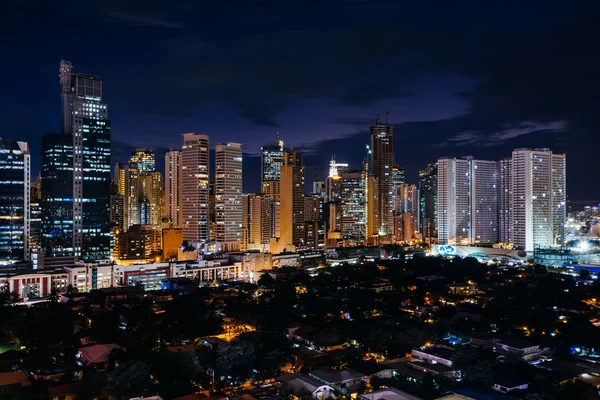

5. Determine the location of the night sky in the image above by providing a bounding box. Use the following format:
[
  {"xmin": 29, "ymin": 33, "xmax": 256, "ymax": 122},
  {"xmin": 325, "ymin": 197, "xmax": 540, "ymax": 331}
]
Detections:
[{"xmin": 2, "ymin": 1, "xmax": 599, "ymax": 204}]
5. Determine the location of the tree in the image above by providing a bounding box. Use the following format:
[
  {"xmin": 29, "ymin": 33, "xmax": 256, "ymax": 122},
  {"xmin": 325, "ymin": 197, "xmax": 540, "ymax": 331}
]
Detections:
[
  {"xmin": 579, "ymin": 269, "xmax": 591, "ymax": 280},
  {"xmin": 465, "ymin": 361, "xmax": 494, "ymax": 389},
  {"xmin": 216, "ymin": 341, "xmax": 255, "ymax": 383},
  {"xmin": 102, "ymin": 361, "xmax": 154, "ymax": 399},
  {"xmin": 451, "ymin": 345, "xmax": 479, "ymax": 370},
  {"xmin": 258, "ymin": 273, "xmax": 275, "ymax": 288}
]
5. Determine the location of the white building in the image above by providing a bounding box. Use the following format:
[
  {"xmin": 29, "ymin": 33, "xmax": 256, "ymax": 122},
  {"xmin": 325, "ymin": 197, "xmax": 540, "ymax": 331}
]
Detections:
[
  {"xmin": 511, "ymin": 148, "xmax": 566, "ymax": 251},
  {"xmin": 215, "ymin": 143, "xmax": 243, "ymax": 252},
  {"xmin": 181, "ymin": 133, "xmax": 210, "ymax": 248},
  {"xmin": 438, "ymin": 157, "xmax": 499, "ymax": 245}
]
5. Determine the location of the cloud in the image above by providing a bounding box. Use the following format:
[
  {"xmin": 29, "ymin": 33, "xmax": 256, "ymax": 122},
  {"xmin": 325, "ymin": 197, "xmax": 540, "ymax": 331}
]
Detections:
[{"xmin": 104, "ymin": 11, "xmax": 183, "ymax": 29}]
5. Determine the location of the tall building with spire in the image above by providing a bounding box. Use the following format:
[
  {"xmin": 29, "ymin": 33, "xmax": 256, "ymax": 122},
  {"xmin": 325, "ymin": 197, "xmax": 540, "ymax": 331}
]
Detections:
[
  {"xmin": 370, "ymin": 112, "xmax": 395, "ymax": 241},
  {"xmin": 215, "ymin": 143, "xmax": 243, "ymax": 252},
  {"xmin": 42, "ymin": 60, "xmax": 111, "ymax": 260},
  {"xmin": 181, "ymin": 133, "xmax": 210, "ymax": 247}
]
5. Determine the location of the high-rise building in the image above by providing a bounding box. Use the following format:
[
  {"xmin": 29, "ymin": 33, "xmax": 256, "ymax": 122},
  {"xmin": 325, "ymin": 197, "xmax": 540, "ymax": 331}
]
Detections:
[
  {"xmin": 242, "ymin": 193, "xmax": 271, "ymax": 252},
  {"xmin": 279, "ymin": 151, "xmax": 305, "ymax": 250},
  {"xmin": 370, "ymin": 118, "xmax": 395, "ymax": 240},
  {"xmin": 130, "ymin": 148, "xmax": 155, "ymax": 173},
  {"xmin": 511, "ymin": 148, "xmax": 566, "ymax": 251},
  {"xmin": 215, "ymin": 143, "xmax": 243, "ymax": 252},
  {"xmin": 396, "ymin": 183, "xmax": 418, "ymax": 214},
  {"xmin": 30, "ymin": 174, "xmax": 42, "ymax": 268},
  {"xmin": 419, "ymin": 163, "xmax": 437, "ymax": 241},
  {"xmin": 499, "ymin": 157, "xmax": 512, "ymax": 243},
  {"xmin": 165, "ymin": 150, "xmax": 182, "ymax": 228},
  {"xmin": 339, "ymin": 169, "xmax": 366, "ymax": 243},
  {"xmin": 181, "ymin": 133, "xmax": 210, "ymax": 247},
  {"xmin": 437, "ymin": 157, "xmax": 499, "ymax": 245},
  {"xmin": 261, "ymin": 134, "xmax": 285, "ymax": 241},
  {"xmin": 57, "ymin": 60, "xmax": 111, "ymax": 259},
  {"xmin": 261, "ymin": 134, "xmax": 284, "ymax": 201},
  {"xmin": 139, "ymin": 171, "xmax": 164, "ymax": 227},
  {"xmin": 304, "ymin": 194, "xmax": 320, "ymax": 223},
  {"xmin": 0, "ymin": 139, "xmax": 30, "ymax": 265}
]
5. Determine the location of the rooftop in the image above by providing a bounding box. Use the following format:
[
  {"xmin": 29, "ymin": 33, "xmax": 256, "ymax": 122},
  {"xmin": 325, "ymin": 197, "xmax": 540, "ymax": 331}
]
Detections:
[{"xmin": 308, "ymin": 368, "xmax": 365, "ymax": 384}]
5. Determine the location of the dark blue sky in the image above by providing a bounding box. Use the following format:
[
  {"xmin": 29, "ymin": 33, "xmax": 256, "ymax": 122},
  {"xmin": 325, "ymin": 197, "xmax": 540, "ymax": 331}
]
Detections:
[{"xmin": 1, "ymin": 1, "xmax": 599, "ymax": 203}]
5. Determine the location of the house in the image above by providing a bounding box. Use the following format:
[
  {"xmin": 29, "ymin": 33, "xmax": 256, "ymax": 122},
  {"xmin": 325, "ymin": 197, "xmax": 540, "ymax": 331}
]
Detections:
[
  {"xmin": 492, "ymin": 376, "xmax": 529, "ymax": 393},
  {"xmin": 307, "ymin": 368, "xmax": 368, "ymax": 391},
  {"xmin": 360, "ymin": 387, "xmax": 424, "ymax": 400},
  {"xmin": 47, "ymin": 382, "xmax": 84, "ymax": 400},
  {"xmin": 406, "ymin": 360, "xmax": 457, "ymax": 379},
  {"xmin": 349, "ymin": 361, "xmax": 396, "ymax": 380},
  {"xmin": 277, "ymin": 373, "xmax": 336, "ymax": 399},
  {"xmin": 411, "ymin": 345, "xmax": 455, "ymax": 367},
  {"xmin": 494, "ymin": 338, "xmax": 540, "ymax": 361},
  {"xmin": 0, "ymin": 371, "xmax": 31, "ymax": 388},
  {"xmin": 448, "ymin": 283, "xmax": 477, "ymax": 296},
  {"xmin": 76, "ymin": 343, "xmax": 120, "ymax": 370}
]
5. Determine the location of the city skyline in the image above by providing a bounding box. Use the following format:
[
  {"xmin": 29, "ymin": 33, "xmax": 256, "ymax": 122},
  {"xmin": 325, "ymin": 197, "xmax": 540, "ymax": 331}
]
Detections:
[{"xmin": 2, "ymin": 2, "xmax": 600, "ymax": 202}]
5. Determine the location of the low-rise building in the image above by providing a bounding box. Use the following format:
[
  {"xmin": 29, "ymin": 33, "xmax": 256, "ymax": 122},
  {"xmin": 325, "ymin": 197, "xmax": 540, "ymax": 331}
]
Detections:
[
  {"xmin": 492, "ymin": 376, "xmax": 529, "ymax": 393},
  {"xmin": 411, "ymin": 345, "xmax": 455, "ymax": 367},
  {"xmin": 494, "ymin": 338, "xmax": 541, "ymax": 361}
]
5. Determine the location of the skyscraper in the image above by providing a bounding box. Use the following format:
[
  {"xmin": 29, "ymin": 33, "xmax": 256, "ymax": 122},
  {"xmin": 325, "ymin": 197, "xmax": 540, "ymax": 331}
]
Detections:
[
  {"xmin": 139, "ymin": 171, "xmax": 164, "ymax": 227},
  {"xmin": 261, "ymin": 134, "xmax": 284, "ymax": 201},
  {"xmin": 0, "ymin": 139, "xmax": 30, "ymax": 265},
  {"xmin": 437, "ymin": 157, "xmax": 499, "ymax": 245},
  {"xmin": 419, "ymin": 163, "xmax": 437, "ymax": 242},
  {"xmin": 242, "ymin": 193, "xmax": 271, "ymax": 252},
  {"xmin": 261, "ymin": 135, "xmax": 284, "ymax": 240},
  {"xmin": 57, "ymin": 60, "xmax": 111, "ymax": 259},
  {"xmin": 130, "ymin": 148, "xmax": 155, "ymax": 173},
  {"xmin": 511, "ymin": 148, "xmax": 566, "ymax": 251},
  {"xmin": 215, "ymin": 143, "xmax": 243, "ymax": 252},
  {"xmin": 279, "ymin": 151, "xmax": 305, "ymax": 250},
  {"xmin": 165, "ymin": 150, "xmax": 182, "ymax": 228},
  {"xmin": 181, "ymin": 133, "xmax": 210, "ymax": 247},
  {"xmin": 370, "ymin": 117, "xmax": 395, "ymax": 241},
  {"xmin": 339, "ymin": 169, "xmax": 366, "ymax": 243}
]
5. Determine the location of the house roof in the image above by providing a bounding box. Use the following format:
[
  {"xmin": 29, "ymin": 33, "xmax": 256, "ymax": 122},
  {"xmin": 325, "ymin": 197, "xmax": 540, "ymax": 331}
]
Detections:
[
  {"xmin": 308, "ymin": 368, "xmax": 365, "ymax": 384},
  {"xmin": 349, "ymin": 361, "xmax": 394, "ymax": 376},
  {"xmin": 497, "ymin": 337, "xmax": 537, "ymax": 350},
  {"xmin": 493, "ymin": 375, "xmax": 529, "ymax": 388},
  {"xmin": 0, "ymin": 371, "xmax": 31, "ymax": 387},
  {"xmin": 277, "ymin": 373, "xmax": 323, "ymax": 394},
  {"xmin": 79, "ymin": 343, "xmax": 120, "ymax": 364},
  {"xmin": 360, "ymin": 387, "xmax": 424, "ymax": 400}
]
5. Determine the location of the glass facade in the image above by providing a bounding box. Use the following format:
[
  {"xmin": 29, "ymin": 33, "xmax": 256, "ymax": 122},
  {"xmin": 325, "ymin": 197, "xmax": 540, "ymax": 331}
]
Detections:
[{"xmin": 0, "ymin": 139, "xmax": 30, "ymax": 265}]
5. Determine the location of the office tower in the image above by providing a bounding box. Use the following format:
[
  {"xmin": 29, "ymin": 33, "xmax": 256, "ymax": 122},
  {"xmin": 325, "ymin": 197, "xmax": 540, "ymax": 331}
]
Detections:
[
  {"xmin": 325, "ymin": 156, "xmax": 349, "ymax": 202},
  {"xmin": 419, "ymin": 163, "xmax": 437, "ymax": 241},
  {"xmin": 279, "ymin": 151, "xmax": 305, "ymax": 249},
  {"xmin": 42, "ymin": 133, "xmax": 74, "ymax": 257},
  {"xmin": 116, "ymin": 224, "xmax": 161, "ymax": 261},
  {"xmin": 370, "ymin": 116, "xmax": 395, "ymax": 240},
  {"xmin": 261, "ymin": 134, "xmax": 284, "ymax": 240},
  {"xmin": 392, "ymin": 166, "xmax": 405, "ymax": 186},
  {"xmin": 109, "ymin": 181, "xmax": 125, "ymax": 232},
  {"xmin": 126, "ymin": 164, "xmax": 140, "ymax": 227},
  {"xmin": 130, "ymin": 148, "xmax": 155, "ymax": 173},
  {"xmin": 499, "ymin": 158, "xmax": 512, "ymax": 243},
  {"xmin": 181, "ymin": 133, "xmax": 210, "ymax": 247},
  {"xmin": 139, "ymin": 171, "xmax": 164, "ymax": 226},
  {"xmin": 58, "ymin": 60, "xmax": 111, "ymax": 259},
  {"xmin": 0, "ymin": 139, "xmax": 30, "ymax": 265},
  {"xmin": 261, "ymin": 134, "xmax": 284, "ymax": 200},
  {"xmin": 313, "ymin": 178, "xmax": 325, "ymax": 199},
  {"xmin": 437, "ymin": 157, "xmax": 499, "ymax": 245},
  {"xmin": 339, "ymin": 169, "xmax": 366, "ymax": 243},
  {"xmin": 396, "ymin": 184, "xmax": 418, "ymax": 214},
  {"xmin": 365, "ymin": 174, "xmax": 380, "ymax": 243},
  {"xmin": 511, "ymin": 148, "xmax": 566, "ymax": 251},
  {"xmin": 165, "ymin": 150, "xmax": 182, "ymax": 228},
  {"xmin": 242, "ymin": 193, "xmax": 271, "ymax": 251},
  {"xmin": 215, "ymin": 143, "xmax": 243, "ymax": 252}
]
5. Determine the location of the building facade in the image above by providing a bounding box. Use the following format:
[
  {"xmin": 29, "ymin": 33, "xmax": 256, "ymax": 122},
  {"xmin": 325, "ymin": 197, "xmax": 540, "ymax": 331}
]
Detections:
[
  {"xmin": 279, "ymin": 151, "xmax": 305, "ymax": 251},
  {"xmin": 181, "ymin": 133, "xmax": 210, "ymax": 247},
  {"xmin": 0, "ymin": 139, "xmax": 30, "ymax": 265},
  {"xmin": 370, "ymin": 122, "xmax": 395, "ymax": 241},
  {"xmin": 57, "ymin": 60, "xmax": 111, "ymax": 259},
  {"xmin": 215, "ymin": 143, "xmax": 243, "ymax": 252},
  {"xmin": 165, "ymin": 150, "xmax": 182, "ymax": 228},
  {"xmin": 242, "ymin": 193, "xmax": 271, "ymax": 252}
]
